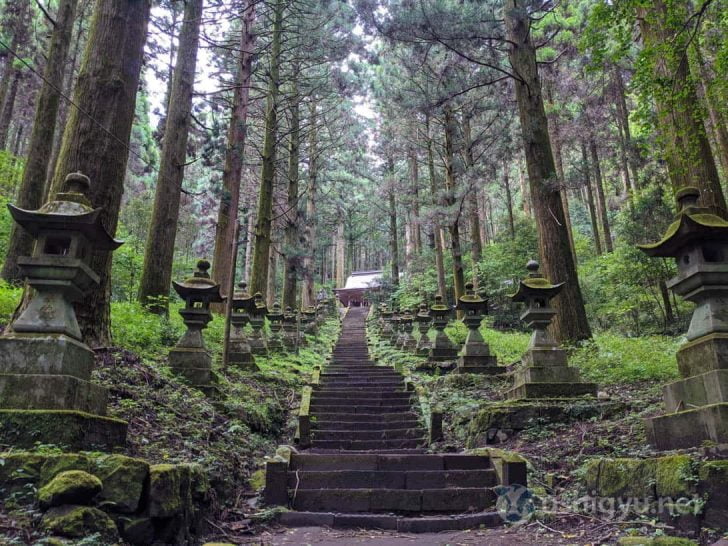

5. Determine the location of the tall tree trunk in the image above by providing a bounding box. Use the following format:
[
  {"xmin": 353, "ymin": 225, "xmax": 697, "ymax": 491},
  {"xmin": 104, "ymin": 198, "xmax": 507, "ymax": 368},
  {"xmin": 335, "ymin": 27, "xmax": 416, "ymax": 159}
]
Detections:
[
  {"xmin": 47, "ymin": 0, "xmax": 151, "ymax": 346},
  {"xmin": 581, "ymin": 141, "xmax": 603, "ymax": 255},
  {"xmin": 335, "ymin": 214, "xmax": 346, "ymax": 287},
  {"xmin": 0, "ymin": 70, "xmax": 21, "ymax": 150},
  {"xmin": 519, "ymin": 164, "xmax": 531, "ymax": 216},
  {"xmin": 408, "ymin": 141, "xmax": 422, "ymax": 255},
  {"xmin": 266, "ymin": 242, "xmax": 278, "ymax": 306},
  {"xmin": 2, "ymin": 0, "xmax": 79, "ymax": 282},
  {"xmin": 693, "ymin": 45, "xmax": 728, "ymax": 180},
  {"xmin": 503, "ymin": 160, "xmax": 516, "ymax": 239},
  {"xmin": 590, "ymin": 139, "xmax": 614, "ymax": 252},
  {"xmin": 462, "ymin": 115, "xmax": 482, "ymax": 266},
  {"xmin": 612, "ymin": 64, "xmax": 639, "ymax": 189},
  {"xmin": 443, "ymin": 107, "xmax": 465, "ymax": 303},
  {"xmin": 548, "ymin": 115, "xmax": 576, "ymax": 261},
  {"xmin": 388, "ymin": 157, "xmax": 400, "ymax": 286},
  {"xmin": 426, "ymin": 114, "xmax": 447, "ymax": 301},
  {"xmin": 138, "ymin": 0, "xmax": 203, "ymax": 313},
  {"xmin": 250, "ymin": 0, "xmax": 283, "ymax": 297},
  {"xmin": 638, "ymin": 1, "xmax": 727, "ymax": 217},
  {"xmin": 212, "ymin": 0, "xmax": 256, "ymax": 295},
  {"xmin": 282, "ymin": 76, "xmax": 300, "ymax": 309},
  {"xmin": 505, "ymin": 0, "xmax": 592, "ymax": 342},
  {"xmin": 301, "ymin": 102, "xmax": 318, "ymax": 308}
]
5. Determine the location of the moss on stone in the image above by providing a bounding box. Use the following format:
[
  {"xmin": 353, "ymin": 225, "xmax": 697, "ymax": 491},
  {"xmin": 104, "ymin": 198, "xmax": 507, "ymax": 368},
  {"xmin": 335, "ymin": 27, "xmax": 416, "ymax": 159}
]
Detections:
[
  {"xmin": 618, "ymin": 537, "xmax": 698, "ymax": 546},
  {"xmin": 149, "ymin": 464, "xmax": 184, "ymax": 518},
  {"xmin": 655, "ymin": 455, "xmax": 698, "ymax": 498},
  {"xmin": 0, "ymin": 452, "xmax": 45, "ymax": 498},
  {"xmin": 41, "ymin": 504, "xmax": 118, "ymax": 541},
  {"xmin": 39, "ymin": 454, "xmax": 92, "ymax": 485},
  {"xmin": 38, "ymin": 470, "xmax": 102, "ymax": 508},
  {"xmin": 593, "ymin": 458, "xmax": 657, "ymax": 498},
  {"xmin": 92, "ymin": 454, "xmax": 149, "ymax": 513},
  {"xmin": 249, "ymin": 468, "xmax": 266, "ymax": 491},
  {"xmin": 118, "ymin": 516, "xmax": 155, "ymax": 545},
  {"xmin": 582, "ymin": 459, "xmax": 602, "ymax": 493}
]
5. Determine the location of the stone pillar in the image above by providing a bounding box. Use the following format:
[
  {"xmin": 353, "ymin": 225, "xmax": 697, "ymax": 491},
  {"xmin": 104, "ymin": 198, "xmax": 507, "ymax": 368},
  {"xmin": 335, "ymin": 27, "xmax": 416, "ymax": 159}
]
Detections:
[
  {"xmin": 0, "ymin": 172, "xmax": 127, "ymax": 449},
  {"xmin": 414, "ymin": 302, "xmax": 432, "ymax": 356},
  {"xmin": 169, "ymin": 260, "xmax": 224, "ymax": 393},
  {"xmin": 227, "ymin": 281, "xmax": 257, "ymax": 371},
  {"xmin": 282, "ymin": 306, "xmax": 299, "ymax": 353},
  {"xmin": 507, "ymin": 261, "xmax": 596, "ymax": 399},
  {"xmin": 455, "ymin": 283, "xmax": 501, "ymax": 374},
  {"xmin": 397, "ymin": 309, "xmax": 417, "ymax": 351},
  {"xmin": 638, "ymin": 187, "xmax": 728, "ymax": 449},
  {"xmin": 428, "ymin": 295, "xmax": 459, "ymax": 363},
  {"xmin": 248, "ymin": 293, "xmax": 269, "ymax": 356},
  {"xmin": 267, "ymin": 303, "xmax": 285, "ymax": 352}
]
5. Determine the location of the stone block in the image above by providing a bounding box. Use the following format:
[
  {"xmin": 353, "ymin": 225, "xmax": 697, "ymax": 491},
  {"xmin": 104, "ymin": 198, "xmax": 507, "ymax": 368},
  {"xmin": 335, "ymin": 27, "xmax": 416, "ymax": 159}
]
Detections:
[
  {"xmin": 676, "ymin": 333, "xmax": 728, "ymax": 377},
  {"xmin": 645, "ymin": 403, "xmax": 728, "ymax": 450},
  {"xmin": 37, "ymin": 470, "xmax": 102, "ymax": 508},
  {"xmin": 369, "ymin": 489, "xmax": 421, "ymax": 512},
  {"xmin": 506, "ymin": 381, "xmax": 597, "ymax": 400},
  {"xmin": 590, "ymin": 458, "xmax": 657, "ymax": 498},
  {"xmin": 279, "ymin": 511, "xmax": 334, "ymax": 527},
  {"xmin": 41, "ymin": 505, "xmax": 119, "ymax": 541},
  {"xmin": 39, "ymin": 454, "xmax": 92, "ymax": 485},
  {"xmin": 698, "ymin": 460, "xmax": 728, "ymax": 529},
  {"xmin": 169, "ymin": 348, "xmax": 212, "ymax": 384},
  {"xmin": 420, "ymin": 488, "xmax": 494, "ymax": 512},
  {"xmin": 0, "ymin": 334, "xmax": 94, "ymax": 380},
  {"xmin": 515, "ymin": 366, "xmax": 582, "ymax": 384},
  {"xmin": 0, "ymin": 410, "xmax": 127, "ymax": 450},
  {"xmin": 522, "ymin": 347, "xmax": 567, "ymax": 367},
  {"xmin": 93, "ymin": 454, "xmax": 149, "ymax": 513},
  {"xmin": 264, "ymin": 461, "xmax": 288, "ymax": 506},
  {"xmin": 149, "ymin": 464, "xmax": 185, "ymax": 518},
  {"xmin": 655, "ymin": 455, "xmax": 698, "ymax": 498},
  {"xmin": 663, "ymin": 370, "xmax": 728, "ymax": 412},
  {"xmin": 334, "ymin": 514, "xmax": 398, "ymax": 530},
  {"xmin": 0, "ymin": 374, "xmax": 107, "ymax": 414}
]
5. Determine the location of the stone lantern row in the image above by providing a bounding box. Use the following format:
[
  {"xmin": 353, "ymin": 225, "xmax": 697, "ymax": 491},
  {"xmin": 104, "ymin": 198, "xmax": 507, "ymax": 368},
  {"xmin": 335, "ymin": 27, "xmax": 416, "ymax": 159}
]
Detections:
[{"xmin": 0, "ymin": 172, "xmax": 334, "ymax": 450}]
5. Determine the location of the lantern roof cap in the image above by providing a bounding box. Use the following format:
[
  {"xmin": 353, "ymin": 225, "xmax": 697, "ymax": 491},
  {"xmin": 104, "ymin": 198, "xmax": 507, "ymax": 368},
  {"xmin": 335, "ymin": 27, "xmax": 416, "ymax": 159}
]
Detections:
[
  {"xmin": 172, "ymin": 259, "xmax": 224, "ymax": 301},
  {"xmin": 638, "ymin": 187, "xmax": 728, "ymax": 257},
  {"xmin": 430, "ymin": 294, "xmax": 449, "ymax": 312},
  {"xmin": 8, "ymin": 173, "xmax": 123, "ymax": 250},
  {"xmin": 511, "ymin": 260, "xmax": 564, "ymax": 302}
]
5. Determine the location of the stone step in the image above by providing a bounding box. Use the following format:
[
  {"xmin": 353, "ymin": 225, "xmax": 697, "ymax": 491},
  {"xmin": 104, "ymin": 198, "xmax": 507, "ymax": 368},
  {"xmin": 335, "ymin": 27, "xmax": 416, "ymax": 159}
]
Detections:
[
  {"xmin": 290, "ymin": 454, "xmax": 493, "ymax": 472},
  {"xmin": 279, "ymin": 510, "xmax": 502, "ymax": 532},
  {"xmin": 311, "ymin": 428, "xmax": 425, "ymax": 441},
  {"xmin": 320, "ymin": 380, "xmax": 405, "ymax": 387},
  {"xmin": 312, "ymin": 391, "xmax": 412, "ymax": 400},
  {"xmin": 314, "ymin": 420, "xmax": 420, "ymax": 431},
  {"xmin": 310, "ymin": 404, "xmax": 413, "ymax": 414},
  {"xmin": 313, "ymin": 411, "xmax": 421, "ymax": 423},
  {"xmin": 311, "ymin": 397, "xmax": 413, "ymax": 407},
  {"xmin": 315, "ymin": 386, "xmax": 408, "ymax": 393},
  {"xmin": 310, "ymin": 438, "xmax": 427, "ymax": 450},
  {"xmin": 286, "ymin": 469, "xmax": 497, "ymax": 490},
  {"xmin": 291, "ymin": 487, "xmax": 496, "ymax": 513}
]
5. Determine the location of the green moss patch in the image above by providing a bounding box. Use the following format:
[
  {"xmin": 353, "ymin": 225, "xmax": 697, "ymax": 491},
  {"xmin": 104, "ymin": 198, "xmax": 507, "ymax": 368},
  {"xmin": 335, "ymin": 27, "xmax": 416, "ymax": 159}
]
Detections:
[{"xmin": 37, "ymin": 470, "xmax": 102, "ymax": 508}]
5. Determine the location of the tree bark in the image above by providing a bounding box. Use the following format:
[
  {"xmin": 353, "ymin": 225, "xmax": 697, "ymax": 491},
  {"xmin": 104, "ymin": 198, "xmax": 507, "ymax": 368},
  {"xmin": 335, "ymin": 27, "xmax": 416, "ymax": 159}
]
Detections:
[
  {"xmin": 138, "ymin": 0, "xmax": 203, "ymax": 313},
  {"xmin": 581, "ymin": 141, "xmax": 603, "ymax": 255},
  {"xmin": 388, "ymin": 157, "xmax": 400, "ymax": 286},
  {"xmin": 503, "ymin": 160, "xmax": 516, "ymax": 239},
  {"xmin": 0, "ymin": 2, "xmax": 30, "ymax": 149},
  {"xmin": 335, "ymin": 214, "xmax": 346, "ymax": 287},
  {"xmin": 2, "ymin": 0, "xmax": 79, "ymax": 282},
  {"xmin": 282, "ymin": 77, "xmax": 300, "ymax": 309},
  {"xmin": 518, "ymin": 164, "xmax": 531, "ymax": 216},
  {"xmin": 548, "ymin": 114, "xmax": 576, "ymax": 261},
  {"xmin": 462, "ymin": 115, "xmax": 482, "ymax": 265},
  {"xmin": 301, "ymin": 102, "xmax": 318, "ymax": 308},
  {"xmin": 407, "ymin": 141, "xmax": 422, "ymax": 255},
  {"xmin": 250, "ymin": 0, "xmax": 283, "ymax": 297},
  {"xmin": 47, "ymin": 0, "xmax": 151, "ymax": 346},
  {"xmin": 505, "ymin": 0, "xmax": 592, "ymax": 342},
  {"xmin": 612, "ymin": 64, "xmax": 639, "ymax": 190},
  {"xmin": 212, "ymin": 0, "xmax": 256, "ymax": 296},
  {"xmin": 443, "ymin": 107, "xmax": 465, "ymax": 303},
  {"xmin": 693, "ymin": 45, "xmax": 728, "ymax": 180},
  {"xmin": 638, "ymin": 1, "xmax": 727, "ymax": 217},
  {"xmin": 590, "ymin": 139, "xmax": 614, "ymax": 252},
  {"xmin": 0, "ymin": 70, "xmax": 21, "ymax": 150},
  {"xmin": 426, "ymin": 114, "xmax": 447, "ymax": 301}
]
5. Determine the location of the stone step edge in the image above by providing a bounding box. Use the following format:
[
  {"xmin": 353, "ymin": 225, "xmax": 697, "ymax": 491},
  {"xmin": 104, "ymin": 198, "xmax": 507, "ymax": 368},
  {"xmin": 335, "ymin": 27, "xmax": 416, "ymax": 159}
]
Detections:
[{"xmin": 278, "ymin": 510, "xmax": 502, "ymax": 532}]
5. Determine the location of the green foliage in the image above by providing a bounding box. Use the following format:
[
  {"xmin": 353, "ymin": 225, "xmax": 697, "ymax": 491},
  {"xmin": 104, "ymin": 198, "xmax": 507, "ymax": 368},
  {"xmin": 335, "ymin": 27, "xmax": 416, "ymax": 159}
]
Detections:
[
  {"xmin": 0, "ymin": 281, "xmax": 21, "ymax": 327},
  {"xmin": 0, "ymin": 150, "xmax": 22, "ymax": 199},
  {"xmin": 109, "ymin": 302, "xmax": 183, "ymax": 360},
  {"xmin": 0, "ymin": 192, "xmax": 13, "ymax": 260},
  {"xmin": 570, "ymin": 334, "xmax": 681, "ymax": 384}
]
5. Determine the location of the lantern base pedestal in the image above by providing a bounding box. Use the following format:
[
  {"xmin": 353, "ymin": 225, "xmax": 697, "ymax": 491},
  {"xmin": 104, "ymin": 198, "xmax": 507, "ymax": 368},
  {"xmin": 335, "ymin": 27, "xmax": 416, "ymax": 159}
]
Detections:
[
  {"xmin": 0, "ymin": 373, "xmax": 108, "ymax": 414},
  {"xmin": 455, "ymin": 354, "xmax": 503, "ymax": 375},
  {"xmin": 506, "ymin": 381, "xmax": 597, "ymax": 400},
  {"xmin": 0, "ymin": 334, "xmax": 94, "ymax": 379},
  {"xmin": 169, "ymin": 347, "xmax": 213, "ymax": 388},
  {"xmin": 0, "ymin": 409, "xmax": 127, "ymax": 450},
  {"xmin": 676, "ymin": 333, "xmax": 728, "ymax": 377},
  {"xmin": 227, "ymin": 351, "xmax": 259, "ymax": 372},
  {"xmin": 646, "ymin": 403, "xmax": 728, "ymax": 451}
]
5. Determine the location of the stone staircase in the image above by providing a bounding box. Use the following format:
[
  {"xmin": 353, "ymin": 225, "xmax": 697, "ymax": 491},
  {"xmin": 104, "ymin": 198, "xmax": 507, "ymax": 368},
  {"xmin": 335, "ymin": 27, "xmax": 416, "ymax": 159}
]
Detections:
[{"xmin": 265, "ymin": 307, "xmax": 525, "ymax": 532}]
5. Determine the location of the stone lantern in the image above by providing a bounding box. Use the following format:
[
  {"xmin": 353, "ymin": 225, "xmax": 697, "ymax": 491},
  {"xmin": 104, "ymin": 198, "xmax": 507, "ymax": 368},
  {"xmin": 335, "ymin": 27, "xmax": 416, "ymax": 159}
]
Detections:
[
  {"xmin": 414, "ymin": 302, "xmax": 432, "ymax": 356},
  {"xmin": 282, "ymin": 306, "xmax": 299, "ymax": 353},
  {"xmin": 380, "ymin": 305, "xmax": 394, "ymax": 339},
  {"xmin": 637, "ymin": 187, "xmax": 728, "ymax": 449},
  {"xmin": 428, "ymin": 294, "xmax": 459, "ymax": 363},
  {"xmin": 169, "ymin": 259, "xmax": 224, "ymax": 391},
  {"xmin": 301, "ymin": 306, "xmax": 318, "ymax": 336},
  {"xmin": 226, "ymin": 281, "xmax": 257, "ymax": 371},
  {"xmin": 507, "ymin": 260, "xmax": 596, "ymax": 399},
  {"xmin": 455, "ymin": 283, "xmax": 501, "ymax": 374},
  {"xmin": 397, "ymin": 308, "xmax": 417, "ymax": 351},
  {"xmin": 248, "ymin": 293, "xmax": 268, "ymax": 356},
  {"xmin": 390, "ymin": 309, "xmax": 403, "ymax": 346},
  {"xmin": 0, "ymin": 172, "xmax": 126, "ymax": 448},
  {"xmin": 267, "ymin": 302, "xmax": 285, "ymax": 351}
]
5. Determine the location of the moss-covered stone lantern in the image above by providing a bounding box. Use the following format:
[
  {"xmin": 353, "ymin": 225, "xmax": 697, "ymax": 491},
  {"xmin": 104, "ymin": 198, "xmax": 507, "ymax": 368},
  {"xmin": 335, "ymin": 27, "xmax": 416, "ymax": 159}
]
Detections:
[
  {"xmin": 282, "ymin": 306, "xmax": 299, "ymax": 353},
  {"xmin": 637, "ymin": 187, "xmax": 728, "ymax": 449},
  {"xmin": 248, "ymin": 292, "xmax": 268, "ymax": 356},
  {"xmin": 226, "ymin": 281, "xmax": 257, "ymax": 371},
  {"xmin": 507, "ymin": 260, "xmax": 596, "ymax": 399},
  {"xmin": 301, "ymin": 306, "xmax": 318, "ymax": 336},
  {"xmin": 428, "ymin": 294, "xmax": 458, "ymax": 363},
  {"xmin": 0, "ymin": 172, "xmax": 127, "ymax": 449},
  {"xmin": 397, "ymin": 308, "xmax": 417, "ymax": 351},
  {"xmin": 455, "ymin": 283, "xmax": 501, "ymax": 374},
  {"xmin": 380, "ymin": 305, "xmax": 394, "ymax": 339},
  {"xmin": 267, "ymin": 302, "xmax": 285, "ymax": 351},
  {"xmin": 169, "ymin": 259, "xmax": 224, "ymax": 391},
  {"xmin": 414, "ymin": 302, "xmax": 432, "ymax": 356}
]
